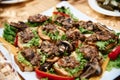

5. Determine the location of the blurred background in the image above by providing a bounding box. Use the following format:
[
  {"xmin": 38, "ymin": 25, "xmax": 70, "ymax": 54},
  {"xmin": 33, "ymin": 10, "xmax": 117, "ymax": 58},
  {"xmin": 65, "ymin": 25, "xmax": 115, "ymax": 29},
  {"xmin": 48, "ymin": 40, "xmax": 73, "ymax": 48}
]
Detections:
[{"xmin": 0, "ymin": 0, "xmax": 120, "ymax": 30}]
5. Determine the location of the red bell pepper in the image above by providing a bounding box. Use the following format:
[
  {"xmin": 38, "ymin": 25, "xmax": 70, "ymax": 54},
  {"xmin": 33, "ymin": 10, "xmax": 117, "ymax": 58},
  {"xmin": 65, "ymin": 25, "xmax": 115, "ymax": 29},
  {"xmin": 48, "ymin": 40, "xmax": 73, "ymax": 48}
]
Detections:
[
  {"xmin": 108, "ymin": 45, "xmax": 120, "ymax": 60},
  {"xmin": 14, "ymin": 34, "xmax": 18, "ymax": 47},
  {"xmin": 35, "ymin": 67, "xmax": 74, "ymax": 80},
  {"xmin": 53, "ymin": 12, "xmax": 70, "ymax": 17}
]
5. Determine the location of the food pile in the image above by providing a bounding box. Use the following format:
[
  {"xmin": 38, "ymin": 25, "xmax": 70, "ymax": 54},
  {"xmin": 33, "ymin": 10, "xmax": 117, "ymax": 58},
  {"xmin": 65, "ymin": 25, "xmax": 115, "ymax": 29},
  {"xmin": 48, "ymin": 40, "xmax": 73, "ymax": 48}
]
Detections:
[
  {"xmin": 2, "ymin": 6, "xmax": 120, "ymax": 80},
  {"xmin": 97, "ymin": 0, "xmax": 120, "ymax": 11}
]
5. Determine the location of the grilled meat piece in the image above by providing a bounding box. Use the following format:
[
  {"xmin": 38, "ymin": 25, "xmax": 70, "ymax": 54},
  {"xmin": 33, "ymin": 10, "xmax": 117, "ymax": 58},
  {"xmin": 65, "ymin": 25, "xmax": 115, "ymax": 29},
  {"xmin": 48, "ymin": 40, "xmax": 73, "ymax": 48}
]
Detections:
[
  {"xmin": 42, "ymin": 24, "xmax": 57, "ymax": 33},
  {"xmin": 10, "ymin": 21, "xmax": 28, "ymax": 30},
  {"xmin": 57, "ymin": 56, "xmax": 80, "ymax": 69},
  {"xmin": 21, "ymin": 48, "xmax": 41, "ymax": 66},
  {"xmin": 79, "ymin": 21, "xmax": 102, "ymax": 32},
  {"xmin": 66, "ymin": 29, "xmax": 85, "ymax": 41},
  {"xmin": 80, "ymin": 45, "xmax": 99, "ymax": 60},
  {"xmin": 41, "ymin": 41, "xmax": 59, "ymax": 56},
  {"xmin": 21, "ymin": 48, "xmax": 35, "ymax": 61},
  {"xmin": 96, "ymin": 30, "xmax": 116, "ymax": 41},
  {"xmin": 19, "ymin": 28, "xmax": 34, "ymax": 43},
  {"xmin": 28, "ymin": 14, "xmax": 48, "ymax": 23},
  {"xmin": 55, "ymin": 16, "xmax": 73, "ymax": 30}
]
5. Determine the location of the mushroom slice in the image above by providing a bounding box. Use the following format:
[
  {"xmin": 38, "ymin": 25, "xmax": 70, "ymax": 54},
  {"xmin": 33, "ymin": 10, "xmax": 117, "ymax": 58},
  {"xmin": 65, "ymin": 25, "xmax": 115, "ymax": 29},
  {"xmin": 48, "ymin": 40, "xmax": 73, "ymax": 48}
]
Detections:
[
  {"xmin": 46, "ymin": 57, "xmax": 59, "ymax": 62},
  {"xmin": 80, "ymin": 61, "xmax": 102, "ymax": 79},
  {"xmin": 53, "ymin": 63, "xmax": 70, "ymax": 76},
  {"xmin": 38, "ymin": 26, "xmax": 50, "ymax": 40}
]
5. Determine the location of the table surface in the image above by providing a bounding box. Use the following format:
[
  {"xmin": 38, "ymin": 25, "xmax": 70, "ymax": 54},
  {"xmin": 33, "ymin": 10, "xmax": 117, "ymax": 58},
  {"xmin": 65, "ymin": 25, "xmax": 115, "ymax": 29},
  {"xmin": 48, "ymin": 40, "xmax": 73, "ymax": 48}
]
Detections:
[{"xmin": 0, "ymin": 0, "xmax": 120, "ymax": 31}]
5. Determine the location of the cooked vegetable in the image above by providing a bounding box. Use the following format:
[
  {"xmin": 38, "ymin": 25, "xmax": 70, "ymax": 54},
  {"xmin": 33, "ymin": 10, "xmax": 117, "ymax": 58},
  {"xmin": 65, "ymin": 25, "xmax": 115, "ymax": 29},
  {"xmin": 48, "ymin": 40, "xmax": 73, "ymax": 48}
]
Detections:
[
  {"xmin": 56, "ymin": 7, "xmax": 78, "ymax": 21},
  {"xmin": 79, "ymin": 27, "xmax": 93, "ymax": 34},
  {"xmin": 3, "ymin": 23, "xmax": 18, "ymax": 44},
  {"xmin": 22, "ymin": 30, "xmax": 40, "ymax": 47},
  {"xmin": 108, "ymin": 45, "xmax": 120, "ymax": 60},
  {"xmin": 17, "ymin": 52, "xmax": 32, "ymax": 67},
  {"xmin": 107, "ymin": 55, "xmax": 120, "ymax": 71},
  {"xmin": 35, "ymin": 67, "xmax": 74, "ymax": 80},
  {"xmin": 96, "ymin": 39, "xmax": 115, "ymax": 50}
]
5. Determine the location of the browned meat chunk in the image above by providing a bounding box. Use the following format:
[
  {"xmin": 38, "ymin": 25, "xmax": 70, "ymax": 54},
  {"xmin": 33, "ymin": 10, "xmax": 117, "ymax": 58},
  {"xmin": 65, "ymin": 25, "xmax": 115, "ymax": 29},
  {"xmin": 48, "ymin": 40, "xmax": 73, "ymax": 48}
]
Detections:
[
  {"xmin": 40, "ymin": 41, "xmax": 58, "ymax": 56},
  {"xmin": 85, "ymin": 34, "xmax": 97, "ymax": 45},
  {"xmin": 80, "ymin": 45, "xmax": 99, "ymax": 60},
  {"xmin": 28, "ymin": 14, "xmax": 48, "ymax": 22},
  {"xmin": 57, "ymin": 56, "xmax": 80, "ymax": 68},
  {"xmin": 21, "ymin": 48, "xmax": 35, "ymax": 61},
  {"xmin": 19, "ymin": 28, "xmax": 34, "ymax": 43},
  {"xmin": 66, "ymin": 29, "xmax": 85, "ymax": 41},
  {"xmin": 42, "ymin": 24, "xmax": 57, "ymax": 33},
  {"xmin": 21, "ymin": 48, "xmax": 41, "ymax": 66},
  {"xmin": 55, "ymin": 16, "xmax": 73, "ymax": 30},
  {"xmin": 10, "ymin": 21, "xmax": 28, "ymax": 30},
  {"xmin": 96, "ymin": 30, "xmax": 116, "ymax": 41},
  {"xmin": 30, "ymin": 54, "xmax": 41, "ymax": 66}
]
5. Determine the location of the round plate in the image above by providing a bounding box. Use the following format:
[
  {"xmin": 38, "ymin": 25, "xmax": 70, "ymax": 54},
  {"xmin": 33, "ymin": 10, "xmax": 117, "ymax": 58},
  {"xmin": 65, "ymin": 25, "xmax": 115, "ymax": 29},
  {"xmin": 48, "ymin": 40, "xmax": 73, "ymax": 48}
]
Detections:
[
  {"xmin": 0, "ymin": 0, "xmax": 27, "ymax": 4},
  {"xmin": 88, "ymin": 0, "xmax": 120, "ymax": 17}
]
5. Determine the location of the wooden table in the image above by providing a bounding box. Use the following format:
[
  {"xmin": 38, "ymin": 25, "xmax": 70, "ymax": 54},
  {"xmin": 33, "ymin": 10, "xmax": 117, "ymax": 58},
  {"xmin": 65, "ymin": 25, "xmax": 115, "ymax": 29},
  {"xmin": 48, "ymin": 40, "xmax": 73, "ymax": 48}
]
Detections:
[{"xmin": 0, "ymin": 0, "xmax": 120, "ymax": 31}]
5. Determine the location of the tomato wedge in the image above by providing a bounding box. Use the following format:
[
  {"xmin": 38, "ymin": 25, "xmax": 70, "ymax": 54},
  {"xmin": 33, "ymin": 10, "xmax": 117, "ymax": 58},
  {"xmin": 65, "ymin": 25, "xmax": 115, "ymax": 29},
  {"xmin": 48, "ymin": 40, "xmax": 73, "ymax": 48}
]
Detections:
[
  {"xmin": 108, "ymin": 45, "xmax": 120, "ymax": 60},
  {"xmin": 53, "ymin": 12, "xmax": 70, "ymax": 17},
  {"xmin": 14, "ymin": 34, "xmax": 18, "ymax": 47},
  {"xmin": 35, "ymin": 67, "xmax": 74, "ymax": 80}
]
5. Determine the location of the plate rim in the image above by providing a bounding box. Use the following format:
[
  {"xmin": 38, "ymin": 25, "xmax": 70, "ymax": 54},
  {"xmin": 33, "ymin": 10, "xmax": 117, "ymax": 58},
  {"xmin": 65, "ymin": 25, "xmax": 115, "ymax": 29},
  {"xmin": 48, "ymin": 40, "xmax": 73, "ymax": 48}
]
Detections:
[
  {"xmin": 88, "ymin": 0, "xmax": 120, "ymax": 17},
  {"xmin": 0, "ymin": 0, "xmax": 27, "ymax": 4}
]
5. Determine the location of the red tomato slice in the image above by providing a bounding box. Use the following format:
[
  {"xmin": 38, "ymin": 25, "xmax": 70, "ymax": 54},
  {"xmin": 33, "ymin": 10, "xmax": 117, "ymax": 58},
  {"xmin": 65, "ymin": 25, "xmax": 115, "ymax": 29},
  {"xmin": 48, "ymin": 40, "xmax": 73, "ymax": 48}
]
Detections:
[{"xmin": 53, "ymin": 12, "xmax": 70, "ymax": 17}]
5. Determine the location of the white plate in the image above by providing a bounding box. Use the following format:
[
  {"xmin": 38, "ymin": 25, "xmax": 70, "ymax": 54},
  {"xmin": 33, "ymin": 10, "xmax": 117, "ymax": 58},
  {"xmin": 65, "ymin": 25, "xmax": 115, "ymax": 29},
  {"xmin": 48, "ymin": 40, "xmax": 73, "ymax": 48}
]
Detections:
[
  {"xmin": 88, "ymin": 0, "xmax": 120, "ymax": 17},
  {"xmin": 0, "ymin": 1, "xmax": 120, "ymax": 80},
  {"xmin": 0, "ymin": 0, "xmax": 27, "ymax": 4}
]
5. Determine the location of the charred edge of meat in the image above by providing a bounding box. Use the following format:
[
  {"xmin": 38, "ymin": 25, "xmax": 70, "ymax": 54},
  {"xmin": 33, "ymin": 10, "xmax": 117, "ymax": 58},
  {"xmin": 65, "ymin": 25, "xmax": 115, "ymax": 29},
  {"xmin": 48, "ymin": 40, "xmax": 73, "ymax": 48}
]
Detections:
[
  {"xmin": 28, "ymin": 14, "xmax": 49, "ymax": 23},
  {"xmin": 10, "ymin": 21, "xmax": 28, "ymax": 31}
]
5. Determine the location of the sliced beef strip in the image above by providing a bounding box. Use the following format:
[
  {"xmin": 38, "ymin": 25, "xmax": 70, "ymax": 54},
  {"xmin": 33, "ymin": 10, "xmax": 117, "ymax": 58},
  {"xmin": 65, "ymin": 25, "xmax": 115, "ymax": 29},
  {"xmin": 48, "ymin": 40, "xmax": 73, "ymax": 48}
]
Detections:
[
  {"xmin": 57, "ymin": 56, "xmax": 80, "ymax": 69},
  {"xmin": 19, "ymin": 28, "xmax": 34, "ymax": 43},
  {"xmin": 96, "ymin": 30, "xmax": 116, "ymax": 41},
  {"xmin": 10, "ymin": 21, "xmax": 28, "ymax": 31},
  {"xmin": 28, "ymin": 14, "xmax": 48, "ymax": 23}
]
